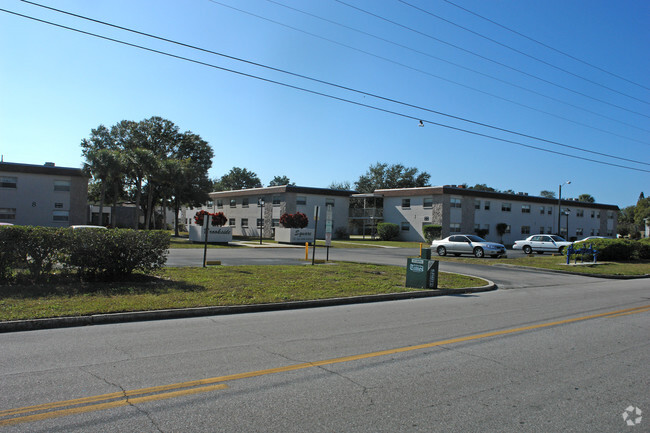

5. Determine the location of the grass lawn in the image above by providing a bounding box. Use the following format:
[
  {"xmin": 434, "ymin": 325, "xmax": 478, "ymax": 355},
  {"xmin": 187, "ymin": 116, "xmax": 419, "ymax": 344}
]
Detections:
[
  {"xmin": 429, "ymin": 254, "xmax": 650, "ymax": 276},
  {"xmin": 0, "ymin": 263, "xmax": 486, "ymax": 321}
]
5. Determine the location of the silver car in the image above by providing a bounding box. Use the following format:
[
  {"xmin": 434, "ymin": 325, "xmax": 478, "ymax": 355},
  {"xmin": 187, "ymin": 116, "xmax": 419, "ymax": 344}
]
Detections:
[
  {"xmin": 512, "ymin": 234, "xmax": 572, "ymax": 254},
  {"xmin": 431, "ymin": 235, "xmax": 506, "ymax": 258}
]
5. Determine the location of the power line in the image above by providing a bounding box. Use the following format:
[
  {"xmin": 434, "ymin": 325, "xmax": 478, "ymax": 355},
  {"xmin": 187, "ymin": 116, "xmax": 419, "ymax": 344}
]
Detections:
[
  {"xmin": 207, "ymin": 0, "xmax": 650, "ymax": 138},
  {"xmin": 335, "ymin": 0, "xmax": 650, "ymax": 120},
  {"xmin": 2, "ymin": 7, "xmax": 649, "ymax": 174},
  {"xmin": 260, "ymin": 0, "xmax": 650, "ymax": 142},
  {"xmin": 441, "ymin": 0, "xmax": 650, "ymax": 93},
  {"xmin": 16, "ymin": 0, "xmax": 650, "ymax": 164},
  {"xmin": 398, "ymin": 0, "xmax": 650, "ymax": 106}
]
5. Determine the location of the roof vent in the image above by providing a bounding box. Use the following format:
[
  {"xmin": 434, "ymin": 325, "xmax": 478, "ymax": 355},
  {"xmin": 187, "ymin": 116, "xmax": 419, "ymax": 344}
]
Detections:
[{"xmin": 44, "ymin": 162, "xmax": 55, "ymax": 167}]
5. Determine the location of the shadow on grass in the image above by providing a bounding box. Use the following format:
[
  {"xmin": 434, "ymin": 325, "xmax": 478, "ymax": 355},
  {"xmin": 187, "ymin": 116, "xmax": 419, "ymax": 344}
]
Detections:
[{"xmin": 0, "ymin": 273, "xmax": 206, "ymax": 300}]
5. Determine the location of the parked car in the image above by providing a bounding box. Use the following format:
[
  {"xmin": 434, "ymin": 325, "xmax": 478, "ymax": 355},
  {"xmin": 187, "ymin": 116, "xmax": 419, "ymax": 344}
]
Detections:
[
  {"xmin": 431, "ymin": 234, "xmax": 506, "ymax": 258},
  {"xmin": 512, "ymin": 234, "xmax": 573, "ymax": 254},
  {"xmin": 69, "ymin": 225, "xmax": 107, "ymax": 230},
  {"xmin": 577, "ymin": 236, "xmax": 608, "ymax": 242},
  {"xmin": 0, "ymin": 222, "xmax": 14, "ymax": 226}
]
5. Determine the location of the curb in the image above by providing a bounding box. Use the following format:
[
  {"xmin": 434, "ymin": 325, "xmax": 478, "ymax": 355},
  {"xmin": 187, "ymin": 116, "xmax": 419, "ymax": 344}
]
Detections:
[
  {"xmin": 493, "ymin": 263, "xmax": 650, "ymax": 279},
  {"xmin": 0, "ymin": 282, "xmax": 496, "ymax": 333}
]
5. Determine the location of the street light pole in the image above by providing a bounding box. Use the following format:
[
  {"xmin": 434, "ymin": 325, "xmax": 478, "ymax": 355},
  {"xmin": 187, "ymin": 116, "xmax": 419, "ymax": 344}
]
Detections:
[
  {"xmin": 565, "ymin": 209, "xmax": 571, "ymax": 239},
  {"xmin": 557, "ymin": 181, "xmax": 571, "ymax": 235}
]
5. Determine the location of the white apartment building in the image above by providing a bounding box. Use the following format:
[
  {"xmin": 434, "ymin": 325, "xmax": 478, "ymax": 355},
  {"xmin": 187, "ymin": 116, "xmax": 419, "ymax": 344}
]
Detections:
[
  {"xmin": 0, "ymin": 162, "xmax": 88, "ymax": 227},
  {"xmin": 186, "ymin": 186, "xmax": 354, "ymax": 238},
  {"xmin": 375, "ymin": 186, "xmax": 619, "ymax": 244}
]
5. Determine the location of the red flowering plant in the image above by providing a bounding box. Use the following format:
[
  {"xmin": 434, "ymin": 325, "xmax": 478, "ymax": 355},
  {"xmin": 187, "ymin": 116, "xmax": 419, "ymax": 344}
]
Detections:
[
  {"xmin": 279, "ymin": 212, "xmax": 309, "ymax": 228},
  {"xmin": 194, "ymin": 210, "xmax": 227, "ymax": 227}
]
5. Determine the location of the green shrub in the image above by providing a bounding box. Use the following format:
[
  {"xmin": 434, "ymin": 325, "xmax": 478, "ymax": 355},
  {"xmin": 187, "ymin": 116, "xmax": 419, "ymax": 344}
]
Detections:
[
  {"xmin": 13, "ymin": 226, "xmax": 69, "ymax": 282},
  {"xmin": 67, "ymin": 229, "xmax": 170, "ymax": 279},
  {"xmin": 423, "ymin": 225, "xmax": 442, "ymax": 243},
  {"xmin": 0, "ymin": 226, "xmax": 25, "ymax": 283},
  {"xmin": 573, "ymin": 238, "xmax": 647, "ymax": 261},
  {"xmin": 377, "ymin": 223, "xmax": 400, "ymax": 241}
]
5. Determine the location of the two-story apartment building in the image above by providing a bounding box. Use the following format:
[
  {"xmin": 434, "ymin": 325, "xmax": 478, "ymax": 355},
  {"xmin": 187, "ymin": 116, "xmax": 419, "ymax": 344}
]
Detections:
[
  {"xmin": 0, "ymin": 162, "xmax": 88, "ymax": 227},
  {"xmin": 186, "ymin": 186, "xmax": 354, "ymax": 238},
  {"xmin": 375, "ymin": 186, "xmax": 618, "ymax": 244}
]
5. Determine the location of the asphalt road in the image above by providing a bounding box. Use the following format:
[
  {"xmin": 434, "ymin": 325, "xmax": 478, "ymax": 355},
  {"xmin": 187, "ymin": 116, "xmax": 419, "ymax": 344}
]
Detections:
[{"xmin": 1, "ymin": 248, "xmax": 648, "ymax": 432}]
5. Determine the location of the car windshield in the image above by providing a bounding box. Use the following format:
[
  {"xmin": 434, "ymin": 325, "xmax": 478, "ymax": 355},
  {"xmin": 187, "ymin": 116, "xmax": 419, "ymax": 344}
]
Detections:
[
  {"xmin": 466, "ymin": 235, "xmax": 486, "ymax": 242},
  {"xmin": 550, "ymin": 235, "xmax": 567, "ymax": 242}
]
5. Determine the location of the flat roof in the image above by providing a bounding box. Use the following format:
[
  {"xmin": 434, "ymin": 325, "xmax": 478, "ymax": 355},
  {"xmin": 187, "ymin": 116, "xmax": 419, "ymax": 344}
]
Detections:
[
  {"xmin": 0, "ymin": 162, "xmax": 87, "ymax": 178},
  {"xmin": 209, "ymin": 185, "xmax": 356, "ymax": 198},
  {"xmin": 374, "ymin": 186, "xmax": 619, "ymax": 210}
]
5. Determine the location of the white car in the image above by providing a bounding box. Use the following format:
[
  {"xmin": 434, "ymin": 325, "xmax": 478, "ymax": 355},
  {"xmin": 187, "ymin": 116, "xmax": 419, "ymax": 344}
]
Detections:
[
  {"xmin": 431, "ymin": 235, "xmax": 506, "ymax": 258},
  {"xmin": 512, "ymin": 234, "xmax": 573, "ymax": 254}
]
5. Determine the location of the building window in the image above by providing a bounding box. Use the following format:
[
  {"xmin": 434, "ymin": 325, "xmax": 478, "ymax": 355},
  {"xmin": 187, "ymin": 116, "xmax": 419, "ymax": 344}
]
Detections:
[
  {"xmin": 547, "ymin": 207, "xmax": 553, "ymax": 215},
  {"xmin": 0, "ymin": 208, "xmax": 16, "ymax": 220},
  {"xmin": 450, "ymin": 223, "xmax": 461, "ymax": 233},
  {"xmin": 206, "ymin": 201, "xmax": 214, "ymax": 208},
  {"xmin": 521, "ymin": 225, "xmax": 530, "ymax": 235},
  {"xmin": 401, "ymin": 222, "xmax": 410, "ymax": 231},
  {"xmin": 521, "ymin": 205, "xmax": 531, "ymax": 213},
  {"xmin": 402, "ymin": 199, "xmax": 411, "ymax": 209},
  {"xmin": 484, "ymin": 201, "xmax": 490, "ymax": 210},
  {"xmin": 241, "ymin": 218, "xmax": 248, "ymax": 228},
  {"xmin": 242, "ymin": 198, "xmax": 249, "ymax": 208},
  {"xmin": 326, "ymin": 198, "xmax": 335, "ymax": 207},
  {"xmin": 590, "ymin": 210, "xmax": 595, "ymax": 218},
  {"xmin": 54, "ymin": 202, "xmax": 64, "ymax": 209},
  {"xmin": 272, "ymin": 219, "xmax": 280, "ymax": 227},
  {"xmin": 52, "ymin": 210, "xmax": 69, "ymax": 221},
  {"xmin": 272, "ymin": 195, "xmax": 281, "ymax": 205},
  {"xmin": 576, "ymin": 209, "xmax": 584, "ymax": 217},
  {"xmin": 216, "ymin": 199, "xmax": 223, "ymax": 208},
  {"xmin": 607, "ymin": 230, "xmax": 613, "ymax": 237},
  {"xmin": 229, "ymin": 218, "xmax": 235, "ymax": 226},
  {"xmin": 423, "ymin": 198, "xmax": 433, "ymax": 209},
  {"xmin": 475, "ymin": 200, "xmax": 480, "ymax": 210},
  {"xmin": 474, "ymin": 223, "xmax": 481, "ymax": 233},
  {"xmin": 257, "ymin": 218, "xmax": 263, "ymax": 228},
  {"xmin": 576, "ymin": 228, "xmax": 583, "ymax": 236},
  {"xmin": 502, "ymin": 203, "xmax": 511, "ymax": 212},
  {"xmin": 450, "ymin": 198, "xmax": 462, "ymax": 208},
  {"xmin": 1, "ymin": 176, "xmax": 17, "ymax": 188},
  {"xmin": 540, "ymin": 227, "xmax": 545, "ymax": 234},
  {"xmin": 607, "ymin": 211, "xmax": 614, "ymax": 219},
  {"xmin": 53, "ymin": 180, "xmax": 71, "ymax": 191},
  {"xmin": 230, "ymin": 199, "xmax": 236, "ymax": 208},
  {"xmin": 297, "ymin": 196, "xmax": 307, "ymax": 205},
  {"xmin": 540, "ymin": 207, "xmax": 545, "ymax": 215},
  {"xmin": 505, "ymin": 225, "xmax": 511, "ymax": 234},
  {"xmin": 483, "ymin": 224, "xmax": 489, "ymax": 234}
]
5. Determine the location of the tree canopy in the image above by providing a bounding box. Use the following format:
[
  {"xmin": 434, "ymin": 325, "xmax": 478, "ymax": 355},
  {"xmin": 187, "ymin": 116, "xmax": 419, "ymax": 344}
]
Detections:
[
  {"xmin": 577, "ymin": 193, "xmax": 595, "ymax": 203},
  {"xmin": 213, "ymin": 167, "xmax": 262, "ymax": 191},
  {"xmin": 539, "ymin": 190, "xmax": 556, "ymax": 198},
  {"xmin": 81, "ymin": 117, "xmax": 213, "ymax": 232},
  {"xmin": 355, "ymin": 163, "xmax": 431, "ymax": 193},
  {"xmin": 268, "ymin": 175, "xmax": 294, "ymax": 187}
]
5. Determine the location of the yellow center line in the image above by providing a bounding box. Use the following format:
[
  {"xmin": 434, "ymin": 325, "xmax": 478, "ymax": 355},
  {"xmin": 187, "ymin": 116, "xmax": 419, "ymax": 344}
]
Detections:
[{"xmin": 2, "ymin": 303, "xmax": 648, "ymax": 427}]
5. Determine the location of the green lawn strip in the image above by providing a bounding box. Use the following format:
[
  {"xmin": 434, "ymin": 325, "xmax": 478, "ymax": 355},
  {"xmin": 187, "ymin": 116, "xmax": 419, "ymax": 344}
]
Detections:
[
  {"xmin": 0, "ymin": 263, "xmax": 486, "ymax": 321},
  {"xmin": 428, "ymin": 254, "xmax": 650, "ymax": 276}
]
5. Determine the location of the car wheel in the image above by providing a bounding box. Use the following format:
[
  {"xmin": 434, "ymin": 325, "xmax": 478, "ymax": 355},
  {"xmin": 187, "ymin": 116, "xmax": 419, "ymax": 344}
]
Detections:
[
  {"xmin": 474, "ymin": 247, "xmax": 484, "ymax": 258},
  {"xmin": 523, "ymin": 245, "xmax": 532, "ymax": 254},
  {"xmin": 558, "ymin": 246, "xmax": 565, "ymax": 255},
  {"xmin": 437, "ymin": 246, "xmax": 446, "ymax": 256}
]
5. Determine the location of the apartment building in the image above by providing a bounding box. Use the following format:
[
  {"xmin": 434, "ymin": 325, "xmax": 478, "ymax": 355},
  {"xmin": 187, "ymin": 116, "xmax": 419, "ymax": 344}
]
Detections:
[
  {"xmin": 187, "ymin": 186, "xmax": 354, "ymax": 238},
  {"xmin": 374, "ymin": 186, "xmax": 619, "ymax": 244},
  {"xmin": 0, "ymin": 162, "xmax": 89, "ymax": 227}
]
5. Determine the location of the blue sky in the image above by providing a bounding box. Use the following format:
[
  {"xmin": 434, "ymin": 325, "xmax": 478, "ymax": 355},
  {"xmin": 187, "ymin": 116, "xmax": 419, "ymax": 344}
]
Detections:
[{"xmin": 1, "ymin": 0, "xmax": 648, "ymax": 208}]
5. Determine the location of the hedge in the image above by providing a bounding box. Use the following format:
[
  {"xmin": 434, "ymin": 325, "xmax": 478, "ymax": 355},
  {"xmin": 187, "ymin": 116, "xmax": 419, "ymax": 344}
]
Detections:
[
  {"xmin": 573, "ymin": 238, "xmax": 650, "ymax": 261},
  {"xmin": 0, "ymin": 226, "xmax": 170, "ymax": 283},
  {"xmin": 377, "ymin": 223, "xmax": 400, "ymax": 241},
  {"xmin": 423, "ymin": 225, "xmax": 442, "ymax": 243}
]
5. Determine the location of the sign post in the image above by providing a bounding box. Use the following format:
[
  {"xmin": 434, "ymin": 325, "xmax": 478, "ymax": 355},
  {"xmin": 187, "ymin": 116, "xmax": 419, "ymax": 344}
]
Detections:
[
  {"xmin": 325, "ymin": 204, "xmax": 333, "ymax": 261},
  {"xmin": 202, "ymin": 216, "xmax": 209, "ymax": 268},
  {"xmin": 312, "ymin": 206, "xmax": 319, "ymax": 265}
]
